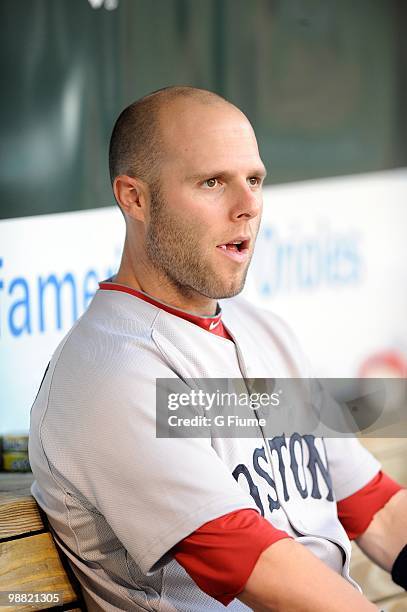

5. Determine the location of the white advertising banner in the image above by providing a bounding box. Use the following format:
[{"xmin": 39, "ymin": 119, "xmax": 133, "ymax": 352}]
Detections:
[
  {"xmin": 1, "ymin": 169, "xmax": 406, "ymax": 434},
  {"xmin": 249, "ymin": 169, "xmax": 407, "ymax": 378}
]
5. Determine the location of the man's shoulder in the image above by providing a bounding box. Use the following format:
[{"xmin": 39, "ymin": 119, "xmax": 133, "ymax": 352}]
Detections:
[
  {"xmin": 51, "ymin": 289, "xmax": 169, "ymax": 381},
  {"xmin": 82, "ymin": 287, "xmax": 162, "ymax": 331}
]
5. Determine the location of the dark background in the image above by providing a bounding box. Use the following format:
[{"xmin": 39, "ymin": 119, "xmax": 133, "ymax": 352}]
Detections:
[{"xmin": 1, "ymin": 0, "xmax": 406, "ymax": 219}]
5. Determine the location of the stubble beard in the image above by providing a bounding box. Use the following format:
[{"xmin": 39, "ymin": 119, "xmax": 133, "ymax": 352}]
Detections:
[{"xmin": 145, "ymin": 185, "xmax": 254, "ymax": 300}]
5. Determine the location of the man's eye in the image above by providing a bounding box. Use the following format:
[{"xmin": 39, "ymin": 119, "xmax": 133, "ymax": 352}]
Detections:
[
  {"xmin": 203, "ymin": 178, "xmax": 218, "ymax": 188},
  {"xmin": 248, "ymin": 177, "xmax": 260, "ymax": 187}
]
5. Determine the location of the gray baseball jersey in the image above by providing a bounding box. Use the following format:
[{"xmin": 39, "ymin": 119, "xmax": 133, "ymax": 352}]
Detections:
[{"xmin": 29, "ymin": 288, "xmax": 380, "ymax": 611}]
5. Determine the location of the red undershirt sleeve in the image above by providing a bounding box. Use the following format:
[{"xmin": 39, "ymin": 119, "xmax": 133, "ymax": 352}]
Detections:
[
  {"xmin": 172, "ymin": 508, "xmax": 291, "ymax": 606},
  {"xmin": 172, "ymin": 472, "xmax": 404, "ymax": 604},
  {"xmin": 337, "ymin": 470, "xmax": 404, "ymax": 540}
]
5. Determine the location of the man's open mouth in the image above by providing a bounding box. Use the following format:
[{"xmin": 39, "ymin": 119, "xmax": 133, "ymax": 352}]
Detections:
[
  {"xmin": 216, "ymin": 237, "xmax": 250, "ymax": 253},
  {"xmin": 215, "ymin": 236, "xmax": 250, "ymax": 262}
]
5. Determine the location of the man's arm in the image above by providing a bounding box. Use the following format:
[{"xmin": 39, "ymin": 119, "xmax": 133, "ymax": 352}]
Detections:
[
  {"xmin": 356, "ymin": 488, "xmax": 407, "ymax": 571},
  {"xmin": 238, "ymin": 538, "xmax": 378, "ymax": 612}
]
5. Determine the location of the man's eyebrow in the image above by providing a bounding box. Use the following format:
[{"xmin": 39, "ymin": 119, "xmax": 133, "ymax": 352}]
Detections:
[{"xmin": 186, "ymin": 167, "xmax": 268, "ymax": 181}]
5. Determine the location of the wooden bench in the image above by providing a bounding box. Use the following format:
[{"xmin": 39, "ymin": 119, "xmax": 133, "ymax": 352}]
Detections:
[{"xmin": 0, "ymin": 472, "xmax": 86, "ymax": 611}]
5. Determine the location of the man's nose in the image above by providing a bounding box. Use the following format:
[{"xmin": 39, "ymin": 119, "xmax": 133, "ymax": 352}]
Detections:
[{"xmin": 230, "ymin": 184, "xmax": 262, "ymax": 220}]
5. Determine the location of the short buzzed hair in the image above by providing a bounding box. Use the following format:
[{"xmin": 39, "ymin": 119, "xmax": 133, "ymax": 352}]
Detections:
[{"xmin": 108, "ymin": 86, "xmax": 230, "ymax": 188}]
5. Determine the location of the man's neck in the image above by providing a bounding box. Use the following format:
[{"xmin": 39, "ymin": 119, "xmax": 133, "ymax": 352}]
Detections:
[{"xmin": 113, "ymin": 270, "xmax": 218, "ymax": 317}]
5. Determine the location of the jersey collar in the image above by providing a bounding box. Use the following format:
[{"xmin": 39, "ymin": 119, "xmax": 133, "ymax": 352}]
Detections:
[{"xmin": 98, "ymin": 281, "xmax": 225, "ymax": 334}]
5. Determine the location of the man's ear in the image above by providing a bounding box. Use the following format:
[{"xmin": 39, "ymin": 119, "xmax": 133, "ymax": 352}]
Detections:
[{"xmin": 113, "ymin": 175, "xmax": 148, "ymax": 221}]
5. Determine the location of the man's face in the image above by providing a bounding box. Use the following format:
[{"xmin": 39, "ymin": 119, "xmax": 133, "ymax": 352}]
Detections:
[{"xmin": 145, "ymin": 101, "xmax": 266, "ymax": 300}]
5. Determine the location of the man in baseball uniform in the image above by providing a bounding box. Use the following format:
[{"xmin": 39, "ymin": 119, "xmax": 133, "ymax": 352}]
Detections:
[{"xmin": 29, "ymin": 87, "xmax": 407, "ymax": 611}]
